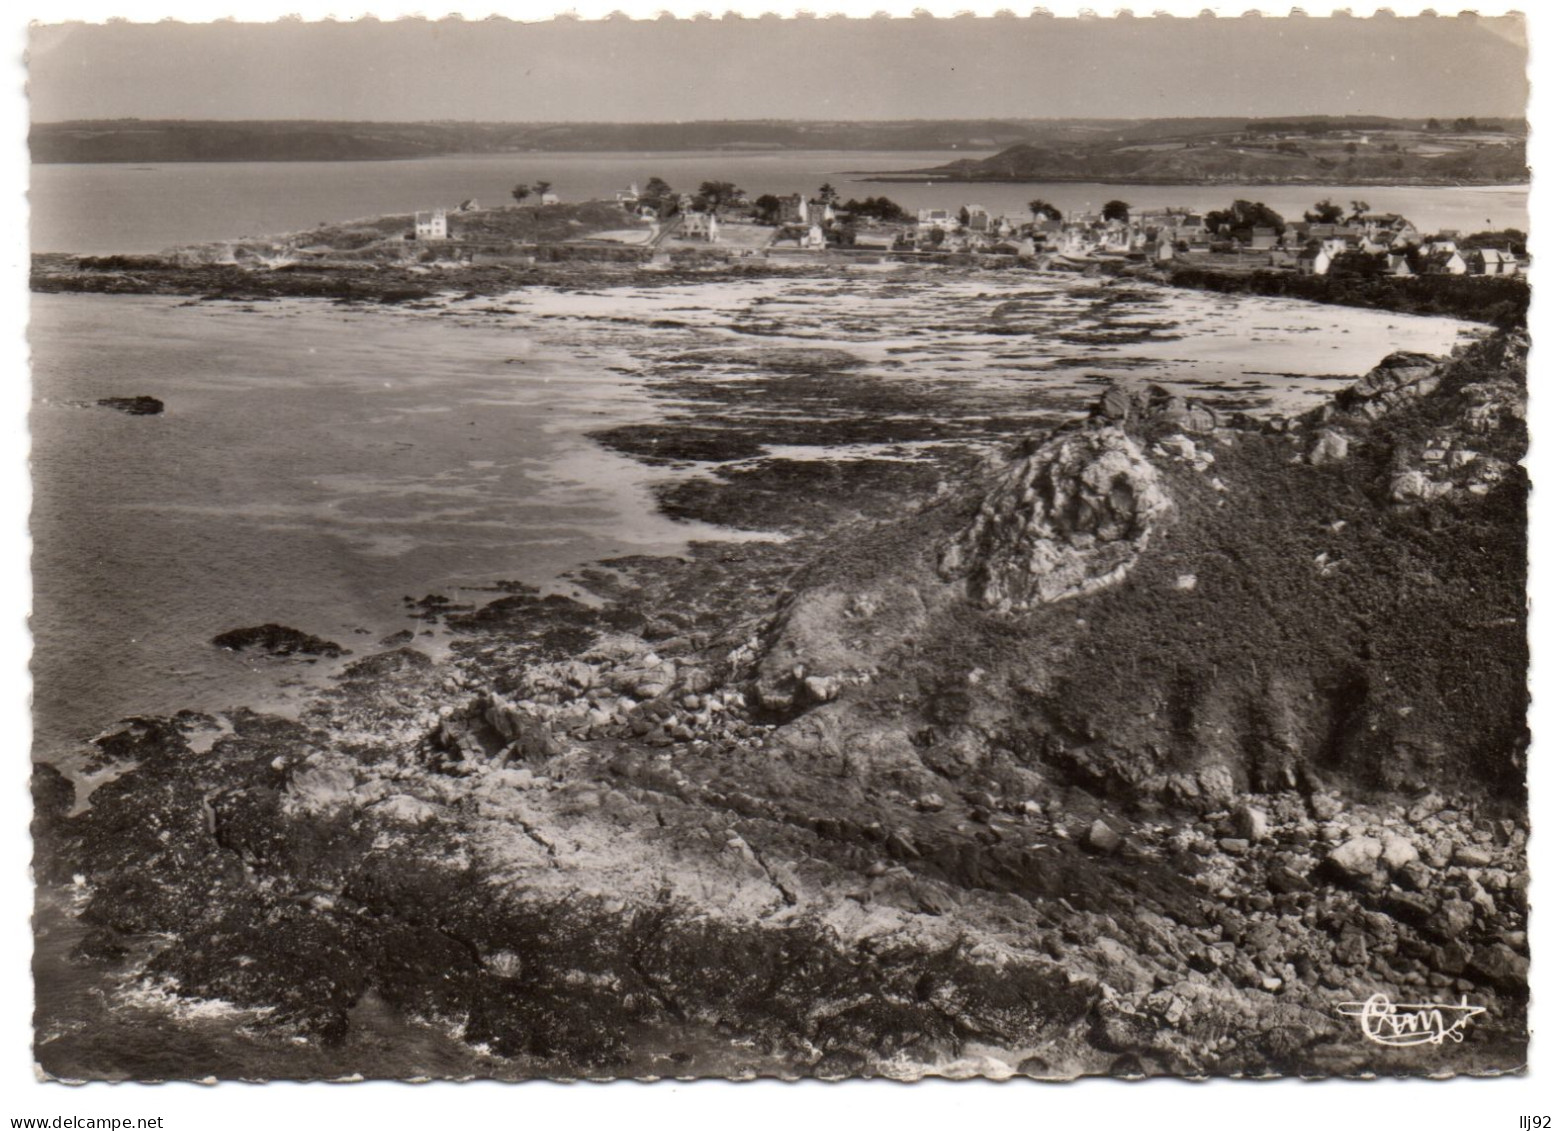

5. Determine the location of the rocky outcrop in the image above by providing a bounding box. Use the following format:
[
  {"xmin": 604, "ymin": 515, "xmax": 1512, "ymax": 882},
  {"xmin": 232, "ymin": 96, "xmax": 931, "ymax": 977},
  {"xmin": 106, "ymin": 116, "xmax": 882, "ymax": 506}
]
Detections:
[
  {"xmin": 1332, "ymin": 351, "xmax": 1443, "ymax": 419},
  {"xmin": 212, "ymin": 624, "xmax": 348, "ymax": 659},
  {"xmin": 939, "ymin": 420, "xmax": 1171, "ymax": 611}
]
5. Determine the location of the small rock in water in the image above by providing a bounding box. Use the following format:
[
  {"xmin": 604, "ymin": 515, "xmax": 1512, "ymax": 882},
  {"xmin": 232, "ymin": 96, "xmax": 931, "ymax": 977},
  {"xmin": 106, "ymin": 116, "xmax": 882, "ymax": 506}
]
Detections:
[{"xmin": 97, "ymin": 395, "xmax": 164, "ymax": 416}]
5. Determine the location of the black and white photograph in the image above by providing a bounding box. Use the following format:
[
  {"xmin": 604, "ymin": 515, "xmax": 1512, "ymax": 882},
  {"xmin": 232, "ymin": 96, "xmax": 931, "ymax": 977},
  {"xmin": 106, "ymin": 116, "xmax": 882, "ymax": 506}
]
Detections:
[{"xmin": 16, "ymin": 3, "xmax": 1544, "ymax": 1105}]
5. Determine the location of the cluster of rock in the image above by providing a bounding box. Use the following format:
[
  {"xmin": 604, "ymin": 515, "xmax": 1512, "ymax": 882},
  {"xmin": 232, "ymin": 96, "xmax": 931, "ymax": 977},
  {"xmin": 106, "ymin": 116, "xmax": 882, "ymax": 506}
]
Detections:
[
  {"xmin": 431, "ymin": 632, "xmax": 772, "ymax": 771},
  {"xmin": 1134, "ymin": 790, "xmax": 1526, "ymax": 1003},
  {"xmin": 1275, "ymin": 339, "xmax": 1525, "ymax": 507}
]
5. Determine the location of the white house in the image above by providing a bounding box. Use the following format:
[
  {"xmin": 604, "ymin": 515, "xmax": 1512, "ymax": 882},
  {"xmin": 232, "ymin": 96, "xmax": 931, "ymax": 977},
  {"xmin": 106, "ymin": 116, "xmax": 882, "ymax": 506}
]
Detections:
[
  {"xmin": 1298, "ymin": 246, "xmax": 1333, "ymax": 276},
  {"xmin": 916, "ymin": 208, "xmax": 961, "ymax": 234},
  {"xmin": 804, "ymin": 201, "xmax": 835, "ymax": 227},
  {"xmin": 414, "ymin": 210, "xmax": 448, "ymax": 241},
  {"xmin": 853, "ymin": 232, "xmax": 898, "ymax": 252},
  {"xmin": 540, "ymin": 193, "xmax": 560, "ymax": 206},
  {"xmin": 680, "ymin": 210, "xmax": 720, "ymax": 241}
]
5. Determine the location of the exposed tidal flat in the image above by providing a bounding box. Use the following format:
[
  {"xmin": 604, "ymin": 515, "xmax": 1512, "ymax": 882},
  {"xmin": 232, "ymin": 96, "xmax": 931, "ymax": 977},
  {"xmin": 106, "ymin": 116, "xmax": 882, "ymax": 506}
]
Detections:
[
  {"xmin": 31, "ymin": 272, "xmax": 1475, "ymax": 756},
  {"xmin": 31, "ymin": 262, "xmax": 1526, "ymax": 1082}
]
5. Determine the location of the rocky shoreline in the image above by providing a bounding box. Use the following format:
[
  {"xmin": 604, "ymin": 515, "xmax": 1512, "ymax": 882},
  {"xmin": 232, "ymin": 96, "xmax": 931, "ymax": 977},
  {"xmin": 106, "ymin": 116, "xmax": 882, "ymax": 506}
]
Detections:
[{"xmin": 32, "ymin": 285, "xmax": 1528, "ymax": 1079}]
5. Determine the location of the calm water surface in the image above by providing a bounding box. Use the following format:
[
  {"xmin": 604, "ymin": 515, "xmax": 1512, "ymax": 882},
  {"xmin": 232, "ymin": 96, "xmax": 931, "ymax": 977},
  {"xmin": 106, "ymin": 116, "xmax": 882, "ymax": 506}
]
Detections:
[{"xmin": 29, "ymin": 292, "xmax": 751, "ymax": 754}]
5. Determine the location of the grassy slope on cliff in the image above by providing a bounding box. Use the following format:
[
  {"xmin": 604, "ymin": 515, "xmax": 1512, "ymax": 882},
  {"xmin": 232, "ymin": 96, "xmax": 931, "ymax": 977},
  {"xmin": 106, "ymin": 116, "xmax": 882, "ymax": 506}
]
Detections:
[
  {"xmin": 930, "ymin": 135, "xmax": 1528, "ymax": 184},
  {"xmin": 761, "ymin": 331, "xmax": 1528, "ymax": 808}
]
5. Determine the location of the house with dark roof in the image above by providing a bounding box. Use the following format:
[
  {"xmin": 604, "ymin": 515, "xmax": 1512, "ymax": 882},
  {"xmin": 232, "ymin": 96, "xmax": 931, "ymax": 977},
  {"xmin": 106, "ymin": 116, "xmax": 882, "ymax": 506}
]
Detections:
[
  {"xmin": 1467, "ymin": 248, "xmax": 1520, "ymax": 276},
  {"xmin": 1423, "ymin": 249, "xmax": 1468, "ymax": 276}
]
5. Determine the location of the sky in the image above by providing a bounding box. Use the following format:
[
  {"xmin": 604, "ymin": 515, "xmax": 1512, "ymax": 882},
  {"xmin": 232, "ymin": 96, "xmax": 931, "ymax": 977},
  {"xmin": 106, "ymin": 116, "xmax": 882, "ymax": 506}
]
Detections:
[{"xmin": 26, "ymin": 13, "xmax": 1530, "ymax": 124}]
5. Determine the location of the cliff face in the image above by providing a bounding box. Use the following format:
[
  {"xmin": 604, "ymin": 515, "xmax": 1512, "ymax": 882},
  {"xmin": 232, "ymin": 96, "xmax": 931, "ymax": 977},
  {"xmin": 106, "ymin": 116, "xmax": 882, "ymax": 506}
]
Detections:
[{"xmin": 33, "ymin": 330, "xmax": 1530, "ymax": 1081}]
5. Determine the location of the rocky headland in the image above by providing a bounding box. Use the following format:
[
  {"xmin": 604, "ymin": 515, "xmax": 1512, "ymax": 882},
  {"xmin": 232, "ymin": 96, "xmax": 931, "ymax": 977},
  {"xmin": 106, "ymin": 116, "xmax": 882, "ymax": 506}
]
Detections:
[{"xmin": 32, "ymin": 323, "xmax": 1528, "ymax": 1081}]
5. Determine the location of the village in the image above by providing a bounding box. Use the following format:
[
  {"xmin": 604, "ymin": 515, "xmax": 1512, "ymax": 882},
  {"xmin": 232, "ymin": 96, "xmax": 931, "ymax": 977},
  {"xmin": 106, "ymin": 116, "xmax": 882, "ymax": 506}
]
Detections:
[{"xmin": 400, "ymin": 177, "xmax": 1527, "ymax": 280}]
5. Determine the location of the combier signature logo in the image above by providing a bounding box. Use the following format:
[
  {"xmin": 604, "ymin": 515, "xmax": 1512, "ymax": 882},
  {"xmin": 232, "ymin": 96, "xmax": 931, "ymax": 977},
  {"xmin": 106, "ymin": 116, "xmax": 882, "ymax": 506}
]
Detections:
[{"xmin": 1335, "ymin": 992, "xmax": 1486, "ymax": 1047}]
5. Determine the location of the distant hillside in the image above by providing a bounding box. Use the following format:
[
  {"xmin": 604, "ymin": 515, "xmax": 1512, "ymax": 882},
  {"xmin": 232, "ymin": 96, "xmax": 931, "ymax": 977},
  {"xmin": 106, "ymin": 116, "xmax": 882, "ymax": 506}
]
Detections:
[
  {"xmin": 28, "ymin": 116, "xmax": 1526, "ymax": 165},
  {"xmin": 913, "ymin": 125, "xmax": 1528, "ymax": 186}
]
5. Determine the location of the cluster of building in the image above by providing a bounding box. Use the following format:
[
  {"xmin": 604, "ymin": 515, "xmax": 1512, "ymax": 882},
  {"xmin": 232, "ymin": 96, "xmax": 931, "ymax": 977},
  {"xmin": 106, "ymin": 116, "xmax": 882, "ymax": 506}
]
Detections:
[
  {"xmin": 1120, "ymin": 208, "xmax": 1523, "ymax": 278},
  {"xmin": 408, "ymin": 185, "xmax": 1524, "ymax": 281},
  {"xmin": 855, "ymin": 203, "xmax": 1523, "ymax": 278}
]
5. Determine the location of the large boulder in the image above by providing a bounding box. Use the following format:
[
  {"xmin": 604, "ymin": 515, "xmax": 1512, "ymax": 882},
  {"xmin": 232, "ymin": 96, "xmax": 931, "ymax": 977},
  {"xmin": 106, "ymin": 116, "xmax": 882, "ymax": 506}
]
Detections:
[
  {"xmin": 1326, "ymin": 836, "xmax": 1383, "ymax": 879},
  {"xmin": 1335, "ymin": 352, "xmax": 1443, "ymax": 419},
  {"xmin": 939, "ymin": 421, "xmax": 1171, "ymax": 611},
  {"xmin": 753, "ymin": 582, "xmax": 928, "ymax": 715}
]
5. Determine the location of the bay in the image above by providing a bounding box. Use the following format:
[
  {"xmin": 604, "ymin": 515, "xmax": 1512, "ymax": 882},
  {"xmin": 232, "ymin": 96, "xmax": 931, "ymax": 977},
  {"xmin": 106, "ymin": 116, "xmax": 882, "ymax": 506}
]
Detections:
[{"xmin": 31, "ymin": 150, "xmax": 1528, "ymax": 255}]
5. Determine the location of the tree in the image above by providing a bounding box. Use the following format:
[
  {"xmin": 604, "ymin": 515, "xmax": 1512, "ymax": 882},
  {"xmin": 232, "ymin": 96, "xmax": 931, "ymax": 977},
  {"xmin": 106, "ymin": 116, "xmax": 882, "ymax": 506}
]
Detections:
[
  {"xmin": 640, "ymin": 177, "xmax": 678, "ymax": 218},
  {"xmin": 1426, "ymin": 118, "xmax": 1442, "ymax": 131},
  {"xmin": 752, "ymin": 194, "xmax": 782, "ymax": 225},
  {"xmin": 927, "ymin": 228, "xmax": 946, "ymax": 248},
  {"xmin": 839, "ymin": 196, "xmax": 908, "ymax": 223},
  {"xmin": 957, "ymin": 206, "xmax": 971, "ymax": 229},
  {"xmin": 1102, "ymin": 200, "xmax": 1131, "ymax": 223},
  {"xmin": 510, "ymin": 183, "xmax": 532, "ymax": 204},
  {"xmin": 1349, "ymin": 200, "xmax": 1371, "ymax": 219},
  {"xmin": 1304, "ymin": 199, "xmax": 1345, "ymax": 224},
  {"xmin": 1206, "ymin": 200, "xmax": 1285, "ymax": 234},
  {"xmin": 1028, "ymin": 199, "xmax": 1061, "ymax": 222},
  {"xmin": 533, "ymin": 180, "xmax": 552, "ymax": 197},
  {"xmin": 1464, "ymin": 228, "xmax": 1528, "ymax": 257},
  {"xmin": 1329, "ymin": 249, "xmax": 1384, "ymax": 277},
  {"xmin": 817, "ymin": 182, "xmax": 838, "ymax": 204},
  {"xmin": 697, "ymin": 181, "xmax": 743, "ymax": 211}
]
